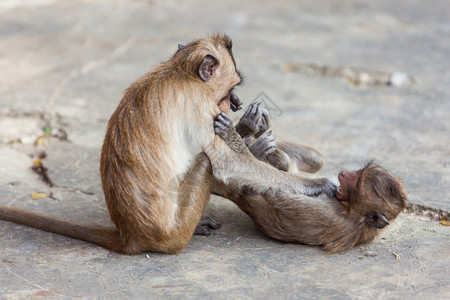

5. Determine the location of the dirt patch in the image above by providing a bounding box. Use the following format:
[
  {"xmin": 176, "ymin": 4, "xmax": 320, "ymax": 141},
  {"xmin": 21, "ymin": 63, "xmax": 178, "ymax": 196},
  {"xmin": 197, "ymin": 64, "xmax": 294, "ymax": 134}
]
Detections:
[{"xmin": 0, "ymin": 110, "xmax": 67, "ymax": 145}]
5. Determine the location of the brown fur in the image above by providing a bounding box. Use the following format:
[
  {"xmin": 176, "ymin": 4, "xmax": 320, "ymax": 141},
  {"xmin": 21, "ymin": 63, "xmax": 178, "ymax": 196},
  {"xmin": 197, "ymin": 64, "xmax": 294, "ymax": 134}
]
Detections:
[
  {"xmin": 0, "ymin": 34, "xmax": 242, "ymax": 254},
  {"xmin": 210, "ymin": 112, "xmax": 408, "ymax": 252}
]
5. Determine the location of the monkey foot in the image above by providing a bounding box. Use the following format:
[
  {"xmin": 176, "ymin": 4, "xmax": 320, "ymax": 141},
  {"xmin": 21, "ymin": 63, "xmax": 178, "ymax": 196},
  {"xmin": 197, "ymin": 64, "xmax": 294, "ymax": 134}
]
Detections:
[
  {"xmin": 235, "ymin": 102, "xmax": 270, "ymax": 138},
  {"xmin": 248, "ymin": 130, "xmax": 277, "ymax": 160},
  {"xmin": 194, "ymin": 216, "xmax": 221, "ymax": 236}
]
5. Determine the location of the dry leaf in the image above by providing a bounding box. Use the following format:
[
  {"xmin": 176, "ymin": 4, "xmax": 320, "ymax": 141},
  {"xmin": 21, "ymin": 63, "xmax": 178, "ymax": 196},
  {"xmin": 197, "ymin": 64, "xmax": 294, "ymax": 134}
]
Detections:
[
  {"xmin": 30, "ymin": 193, "xmax": 51, "ymax": 200},
  {"xmin": 282, "ymin": 65, "xmax": 293, "ymax": 72},
  {"xmin": 440, "ymin": 221, "xmax": 450, "ymax": 226},
  {"xmin": 347, "ymin": 77, "xmax": 359, "ymax": 85},
  {"xmin": 392, "ymin": 252, "xmax": 400, "ymax": 261},
  {"xmin": 35, "ymin": 136, "xmax": 45, "ymax": 146},
  {"xmin": 33, "ymin": 158, "xmax": 42, "ymax": 167}
]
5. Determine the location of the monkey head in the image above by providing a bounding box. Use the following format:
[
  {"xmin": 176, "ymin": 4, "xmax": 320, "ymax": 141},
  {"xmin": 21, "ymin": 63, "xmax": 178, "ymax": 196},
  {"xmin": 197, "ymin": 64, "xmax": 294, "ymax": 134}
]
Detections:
[
  {"xmin": 336, "ymin": 162, "xmax": 407, "ymax": 229},
  {"xmin": 174, "ymin": 34, "xmax": 243, "ymax": 114}
]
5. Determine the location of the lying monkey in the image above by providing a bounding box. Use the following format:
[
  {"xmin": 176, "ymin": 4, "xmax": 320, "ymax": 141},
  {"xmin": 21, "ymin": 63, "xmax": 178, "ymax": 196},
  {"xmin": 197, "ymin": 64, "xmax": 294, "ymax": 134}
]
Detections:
[{"xmin": 208, "ymin": 105, "xmax": 408, "ymax": 252}]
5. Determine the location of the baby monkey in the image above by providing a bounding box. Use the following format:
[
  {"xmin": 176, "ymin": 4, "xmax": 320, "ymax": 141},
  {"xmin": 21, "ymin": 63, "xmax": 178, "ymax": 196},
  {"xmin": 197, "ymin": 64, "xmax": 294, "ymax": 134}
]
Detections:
[{"xmin": 211, "ymin": 104, "xmax": 407, "ymax": 252}]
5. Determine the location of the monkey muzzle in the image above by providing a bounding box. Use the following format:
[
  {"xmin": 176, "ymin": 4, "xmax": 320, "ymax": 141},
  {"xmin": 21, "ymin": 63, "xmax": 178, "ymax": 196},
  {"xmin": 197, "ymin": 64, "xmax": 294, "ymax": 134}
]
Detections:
[{"xmin": 230, "ymin": 91, "xmax": 243, "ymax": 111}]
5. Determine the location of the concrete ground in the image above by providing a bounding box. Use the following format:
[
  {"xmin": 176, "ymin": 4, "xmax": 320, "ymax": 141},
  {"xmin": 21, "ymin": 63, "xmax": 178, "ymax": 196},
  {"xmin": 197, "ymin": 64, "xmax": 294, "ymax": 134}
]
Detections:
[{"xmin": 1, "ymin": 0, "xmax": 449, "ymax": 298}]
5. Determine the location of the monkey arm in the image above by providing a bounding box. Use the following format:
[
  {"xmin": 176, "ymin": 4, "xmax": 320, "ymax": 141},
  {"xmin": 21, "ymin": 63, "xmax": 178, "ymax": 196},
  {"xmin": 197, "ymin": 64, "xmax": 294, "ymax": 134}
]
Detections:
[
  {"xmin": 244, "ymin": 138, "xmax": 323, "ymax": 174},
  {"xmin": 270, "ymin": 143, "xmax": 324, "ymax": 174},
  {"xmin": 264, "ymin": 148, "xmax": 290, "ymax": 172},
  {"xmin": 208, "ymin": 113, "xmax": 337, "ymax": 198}
]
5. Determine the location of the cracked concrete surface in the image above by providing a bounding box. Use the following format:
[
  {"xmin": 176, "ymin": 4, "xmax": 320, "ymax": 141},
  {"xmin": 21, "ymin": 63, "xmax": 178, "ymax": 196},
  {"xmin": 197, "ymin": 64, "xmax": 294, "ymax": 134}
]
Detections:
[{"xmin": 0, "ymin": 0, "xmax": 449, "ymax": 298}]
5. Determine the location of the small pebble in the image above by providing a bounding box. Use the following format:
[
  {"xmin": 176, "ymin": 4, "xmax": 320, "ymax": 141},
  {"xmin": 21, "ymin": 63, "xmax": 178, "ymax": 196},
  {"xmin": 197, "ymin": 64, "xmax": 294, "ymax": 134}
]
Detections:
[{"xmin": 390, "ymin": 71, "xmax": 409, "ymax": 87}]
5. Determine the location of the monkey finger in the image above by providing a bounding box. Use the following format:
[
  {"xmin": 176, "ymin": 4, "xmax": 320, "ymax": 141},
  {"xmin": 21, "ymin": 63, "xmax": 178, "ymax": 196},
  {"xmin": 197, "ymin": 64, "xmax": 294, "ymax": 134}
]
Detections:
[
  {"xmin": 263, "ymin": 136, "xmax": 276, "ymax": 147},
  {"xmin": 230, "ymin": 91, "xmax": 243, "ymax": 112},
  {"xmin": 214, "ymin": 120, "xmax": 229, "ymax": 129},
  {"xmin": 253, "ymin": 102, "xmax": 264, "ymax": 121},
  {"xmin": 261, "ymin": 130, "xmax": 273, "ymax": 138},
  {"xmin": 249, "ymin": 101, "xmax": 259, "ymax": 117},
  {"xmin": 322, "ymin": 182, "xmax": 338, "ymax": 198},
  {"xmin": 194, "ymin": 225, "xmax": 212, "ymax": 236},
  {"xmin": 214, "ymin": 116, "xmax": 232, "ymax": 131},
  {"xmin": 243, "ymin": 136, "xmax": 254, "ymax": 146},
  {"xmin": 198, "ymin": 216, "xmax": 221, "ymax": 229},
  {"xmin": 251, "ymin": 102, "xmax": 264, "ymax": 118},
  {"xmin": 214, "ymin": 119, "xmax": 229, "ymax": 129},
  {"xmin": 262, "ymin": 146, "xmax": 277, "ymax": 157},
  {"xmin": 242, "ymin": 103, "xmax": 254, "ymax": 118},
  {"xmin": 214, "ymin": 125, "xmax": 228, "ymax": 136},
  {"xmin": 264, "ymin": 141, "xmax": 277, "ymax": 153},
  {"xmin": 261, "ymin": 108, "xmax": 270, "ymax": 125},
  {"xmin": 263, "ymin": 139, "xmax": 277, "ymax": 152},
  {"xmin": 215, "ymin": 112, "xmax": 232, "ymax": 125}
]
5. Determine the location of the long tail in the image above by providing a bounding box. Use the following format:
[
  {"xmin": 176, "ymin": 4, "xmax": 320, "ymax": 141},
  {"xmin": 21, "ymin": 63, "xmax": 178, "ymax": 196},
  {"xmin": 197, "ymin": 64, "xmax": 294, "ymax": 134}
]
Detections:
[{"xmin": 0, "ymin": 206, "xmax": 122, "ymax": 252}]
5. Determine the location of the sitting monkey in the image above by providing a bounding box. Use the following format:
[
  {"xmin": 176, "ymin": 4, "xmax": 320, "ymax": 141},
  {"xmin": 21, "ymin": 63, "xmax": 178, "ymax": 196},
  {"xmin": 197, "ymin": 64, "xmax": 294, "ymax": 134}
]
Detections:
[{"xmin": 209, "ymin": 104, "xmax": 407, "ymax": 252}]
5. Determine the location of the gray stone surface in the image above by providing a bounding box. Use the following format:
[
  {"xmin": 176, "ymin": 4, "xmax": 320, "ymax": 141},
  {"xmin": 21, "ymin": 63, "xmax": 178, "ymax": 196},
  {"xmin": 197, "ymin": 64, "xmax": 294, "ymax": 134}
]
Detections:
[{"xmin": 0, "ymin": 0, "xmax": 449, "ymax": 298}]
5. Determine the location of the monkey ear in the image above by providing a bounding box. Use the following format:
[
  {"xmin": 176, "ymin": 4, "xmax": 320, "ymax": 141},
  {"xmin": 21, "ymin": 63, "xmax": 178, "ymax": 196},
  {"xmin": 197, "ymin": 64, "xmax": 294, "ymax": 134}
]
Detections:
[
  {"xmin": 366, "ymin": 211, "xmax": 390, "ymax": 229},
  {"xmin": 199, "ymin": 54, "xmax": 219, "ymax": 82}
]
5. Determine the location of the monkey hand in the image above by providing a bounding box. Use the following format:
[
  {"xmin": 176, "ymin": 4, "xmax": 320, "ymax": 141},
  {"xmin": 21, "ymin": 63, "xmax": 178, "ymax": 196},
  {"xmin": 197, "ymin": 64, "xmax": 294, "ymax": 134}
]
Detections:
[
  {"xmin": 304, "ymin": 179, "xmax": 338, "ymax": 198},
  {"xmin": 323, "ymin": 181, "xmax": 338, "ymax": 198},
  {"xmin": 248, "ymin": 130, "xmax": 277, "ymax": 160},
  {"xmin": 214, "ymin": 112, "xmax": 233, "ymax": 139},
  {"xmin": 235, "ymin": 102, "xmax": 270, "ymax": 138},
  {"xmin": 230, "ymin": 91, "xmax": 243, "ymax": 112}
]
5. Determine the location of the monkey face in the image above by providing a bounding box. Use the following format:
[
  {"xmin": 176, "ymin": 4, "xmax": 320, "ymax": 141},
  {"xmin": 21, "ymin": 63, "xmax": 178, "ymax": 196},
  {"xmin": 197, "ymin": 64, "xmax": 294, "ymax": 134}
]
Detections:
[
  {"xmin": 172, "ymin": 34, "xmax": 244, "ymax": 114},
  {"xmin": 199, "ymin": 52, "xmax": 242, "ymax": 113},
  {"xmin": 336, "ymin": 169, "xmax": 361, "ymax": 205},
  {"xmin": 196, "ymin": 35, "xmax": 243, "ymax": 113},
  {"xmin": 337, "ymin": 163, "xmax": 407, "ymax": 228}
]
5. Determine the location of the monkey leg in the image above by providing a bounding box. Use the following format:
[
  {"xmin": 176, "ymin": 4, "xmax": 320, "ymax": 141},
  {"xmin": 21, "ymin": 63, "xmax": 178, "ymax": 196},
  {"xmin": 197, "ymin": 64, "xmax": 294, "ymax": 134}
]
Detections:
[
  {"xmin": 157, "ymin": 152, "xmax": 215, "ymax": 253},
  {"xmin": 270, "ymin": 142, "xmax": 324, "ymax": 174},
  {"xmin": 243, "ymin": 129, "xmax": 324, "ymax": 174},
  {"xmin": 114, "ymin": 152, "xmax": 216, "ymax": 255}
]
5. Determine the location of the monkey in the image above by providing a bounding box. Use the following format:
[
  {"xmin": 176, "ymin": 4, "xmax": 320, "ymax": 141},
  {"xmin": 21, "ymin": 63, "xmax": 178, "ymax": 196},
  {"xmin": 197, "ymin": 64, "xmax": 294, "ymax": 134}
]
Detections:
[
  {"xmin": 0, "ymin": 34, "xmax": 245, "ymax": 255},
  {"xmin": 0, "ymin": 35, "xmax": 338, "ymax": 255},
  {"xmin": 207, "ymin": 109, "xmax": 408, "ymax": 252}
]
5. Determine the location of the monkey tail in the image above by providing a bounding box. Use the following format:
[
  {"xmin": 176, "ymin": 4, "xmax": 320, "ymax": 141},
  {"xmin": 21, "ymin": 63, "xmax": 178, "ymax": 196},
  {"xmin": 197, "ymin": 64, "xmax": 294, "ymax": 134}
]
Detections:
[{"xmin": 0, "ymin": 206, "xmax": 123, "ymax": 252}]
